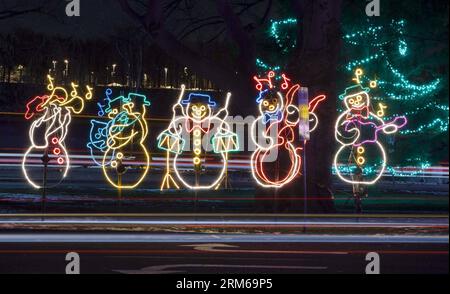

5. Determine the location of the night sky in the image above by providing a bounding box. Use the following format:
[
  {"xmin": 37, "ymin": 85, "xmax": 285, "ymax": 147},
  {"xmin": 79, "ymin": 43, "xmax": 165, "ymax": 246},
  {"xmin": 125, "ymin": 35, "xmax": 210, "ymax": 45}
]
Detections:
[
  {"xmin": 0, "ymin": 0, "xmax": 130, "ymax": 39},
  {"xmin": 1, "ymin": 0, "xmax": 272, "ymax": 41}
]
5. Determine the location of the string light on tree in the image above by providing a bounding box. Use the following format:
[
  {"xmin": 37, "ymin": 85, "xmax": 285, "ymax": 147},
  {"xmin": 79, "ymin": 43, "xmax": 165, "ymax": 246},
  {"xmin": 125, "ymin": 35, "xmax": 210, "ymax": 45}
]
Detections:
[
  {"xmin": 333, "ymin": 162, "xmax": 432, "ymax": 178},
  {"xmin": 270, "ymin": 18, "xmax": 297, "ymax": 51},
  {"xmin": 343, "ymin": 18, "xmax": 448, "ymax": 170},
  {"xmin": 256, "ymin": 58, "xmax": 280, "ymax": 73},
  {"xmin": 255, "ymin": 18, "xmax": 298, "ymax": 74},
  {"xmin": 343, "ymin": 20, "xmax": 441, "ymax": 101}
]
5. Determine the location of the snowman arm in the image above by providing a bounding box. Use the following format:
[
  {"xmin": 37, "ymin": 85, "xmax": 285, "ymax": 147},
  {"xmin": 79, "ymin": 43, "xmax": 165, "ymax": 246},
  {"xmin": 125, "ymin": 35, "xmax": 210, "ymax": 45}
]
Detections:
[
  {"xmin": 107, "ymin": 123, "xmax": 138, "ymax": 149},
  {"xmin": 55, "ymin": 110, "xmax": 72, "ymax": 143},
  {"xmin": 212, "ymin": 117, "xmax": 231, "ymax": 133},
  {"xmin": 44, "ymin": 108, "xmax": 65, "ymax": 142},
  {"xmin": 29, "ymin": 118, "xmax": 46, "ymax": 148},
  {"xmin": 335, "ymin": 113, "xmax": 359, "ymax": 146},
  {"xmin": 214, "ymin": 107, "xmax": 229, "ymax": 121},
  {"xmin": 308, "ymin": 94, "xmax": 326, "ymax": 114},
  {"xmin": 286, "ymin": 105, "xmax": 300, "ymax": 125},
  {"xmin": 381, "ymin": 116, "xmax": 408, "ymax": 134},
  {"xmin": 251, "ymin": 117, "xmax": 273, "ymax": 149},
  {"xmin": 169, "ymin": 85, "xmax": 187, "ymax": 119},
  {"xmin": 167, "ymin": 117, "xmax": 185, "ymax": 136},
  {"xmin": 171, "ymin": 104, "xmax": 184, "ymax": 120},
  {"xmin": 307, "ymin": 95, "xmax": 327, "ymax": 133},
  {"xmin": 309, "ymin": 112, "xmax": 319, "ymax": 134},
  {"xmin": 369, "ymin": 113, "xmax": 406, "ymax": 134}
]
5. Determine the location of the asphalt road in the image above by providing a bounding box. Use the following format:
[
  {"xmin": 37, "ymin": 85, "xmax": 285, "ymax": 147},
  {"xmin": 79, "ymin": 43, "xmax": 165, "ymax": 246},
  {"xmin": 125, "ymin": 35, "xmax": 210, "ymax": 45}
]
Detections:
[{"xmin": 0, "ymin": 233, "xmax": 447, "ymax": 274}]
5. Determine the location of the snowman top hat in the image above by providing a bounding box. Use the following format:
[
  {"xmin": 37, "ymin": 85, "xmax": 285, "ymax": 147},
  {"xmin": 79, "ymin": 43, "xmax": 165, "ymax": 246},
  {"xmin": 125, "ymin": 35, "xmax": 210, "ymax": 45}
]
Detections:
[
  {"xmin": 181, "ymin": 93, "xmax": 217, "ymax": 107},
  {"xmin": 339, "ymin": 84, "xmax": 370, "ymax": 100},
  {"xmin": 104, "ymin": 89, "xmax": 150, "ymax": 114}
]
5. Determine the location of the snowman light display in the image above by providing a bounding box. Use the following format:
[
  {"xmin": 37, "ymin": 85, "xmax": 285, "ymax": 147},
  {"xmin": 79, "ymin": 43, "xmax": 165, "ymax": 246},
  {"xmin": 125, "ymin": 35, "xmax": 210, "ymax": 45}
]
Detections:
[
  {"xmin": 23, "ymin": 75, "xmax": 92, "ymax": 189},
  {"xmin": 251, "ymin": 71, "xmax": 326, "ymax": 188},
  {"xmin": 157, "ymin": 85, "xmax": 238, "ymax": 190},
  {"xmin": 334, "ymin": 69, "xmax": 407, "ymax": 185},
  {"xmin": 88, "ymin": 88, "xmax": 151, "ymax": 189}
]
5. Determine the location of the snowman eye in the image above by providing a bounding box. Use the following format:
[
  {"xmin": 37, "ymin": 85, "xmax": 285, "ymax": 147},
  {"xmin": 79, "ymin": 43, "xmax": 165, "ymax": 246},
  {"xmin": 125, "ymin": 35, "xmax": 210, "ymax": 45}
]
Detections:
[
  {"xmin": 263, "ymin": 101, "xmax": 269, "ymax": 106},
  {"xmin": 348, "ymin": 99, "xmax": 355, "ymax": 104},
  {"xmin": 192, "ymin": 106, "xmax": 197, "ymax": 110},
  {"xmin": 356, "ymin": 95, "xmax": 362, "ymax": 101},
  {"xmin": 200, "ymin": 106, "xmax": 206, "ymax": 111},
  {"xmin": 271, "ymin": 99, "xmax": 277, "ymax": 104}
]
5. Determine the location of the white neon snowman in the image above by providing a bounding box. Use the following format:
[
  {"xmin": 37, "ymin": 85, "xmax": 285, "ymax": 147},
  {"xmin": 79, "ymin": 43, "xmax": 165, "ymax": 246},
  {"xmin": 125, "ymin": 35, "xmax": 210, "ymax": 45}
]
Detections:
[
  {"xmin": 157, "ymin": 85, "xmax": 238, "ymax": 190},
  {"xmin": 334, "ymin": 74, "xmax": 407, "ymax": 185},
  {"xmin": 22, "ymin": 76, "xmax": 92, "ymax": 189}
]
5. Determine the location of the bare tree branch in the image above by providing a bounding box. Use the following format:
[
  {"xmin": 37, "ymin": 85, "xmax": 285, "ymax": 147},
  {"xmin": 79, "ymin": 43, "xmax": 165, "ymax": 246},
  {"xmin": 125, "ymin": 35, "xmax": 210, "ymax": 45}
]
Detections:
[
  {"xmin": 216, "ymin": 0, "xmax": 253, "ymax": 50},
  {"xmin": 206, "ymin": 28, "xmax": 227, "ymax": 44},
  {"xmin": 176, "ymin": 15, "xmax": 224, "ymax": 39},
  {"xmin": 0, "ymin": 7, "xmax": 42, "ymax": 20},
  {"xmin": 118, "ymin": 0, "xmax": 146, "ymax": 26},
  {"xmin": 176, "ymin": 1, "xmax": 268, "ymax": 41},
  {"xmin": 292, "ymin": 0, "xmax": 306, "ymax": 52},
  {"xmin": 259, "ymin": 0, "xmax": 273, "ymax": 25},
  {"xmin": 163, "ymin": 0, "xmax": 183, "ymax": 18},
  {"xmin": 216, "ymin": 0, "xmax": 256, "ymax": 75},
  {"xmin": 178, "ymin": 20, "xmax": 224, "ymax": 40},
  {"xmin": 142, "ymin": 0, "xmax": 164, "ymax": 30},
  {"xmin": 118, "ymin": 0, "xmax": 240, "ymax": 91}
]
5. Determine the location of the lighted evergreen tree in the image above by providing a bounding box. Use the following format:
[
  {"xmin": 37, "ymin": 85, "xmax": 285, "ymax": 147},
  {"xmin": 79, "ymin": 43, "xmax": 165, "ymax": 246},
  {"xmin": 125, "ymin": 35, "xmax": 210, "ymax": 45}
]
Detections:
[
  {"xmin": 257, "ymin": 2, "xmax": 449, "ymax": 171},
  {"xmin": 256, "ymin": 18, "xmax": 298, "ymax": 74},
  {"xmin": 341, "ymin": 4, "xmax": 449, "ymax": 169}
]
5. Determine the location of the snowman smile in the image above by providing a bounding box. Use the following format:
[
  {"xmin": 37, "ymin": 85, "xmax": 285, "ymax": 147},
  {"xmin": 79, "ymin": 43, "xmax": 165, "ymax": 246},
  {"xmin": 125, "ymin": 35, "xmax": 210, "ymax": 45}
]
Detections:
[{"xmin": 191, "ymin": 111, "xmax": 206, "ymax": 119}]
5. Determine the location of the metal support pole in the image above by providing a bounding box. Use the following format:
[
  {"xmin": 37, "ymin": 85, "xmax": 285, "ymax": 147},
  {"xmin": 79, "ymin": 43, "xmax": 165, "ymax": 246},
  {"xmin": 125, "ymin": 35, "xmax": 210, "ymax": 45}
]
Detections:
[
  {"xmin": 303, "ymin": 143, "xmax": 307, "ymax": 215},
  {"xmin": 41, "ymin": 152, "xmax": 49, "ymax": 222},
  {"xmin": 194, "ymin": 170, "xmax": 199, "ymax": 213}
]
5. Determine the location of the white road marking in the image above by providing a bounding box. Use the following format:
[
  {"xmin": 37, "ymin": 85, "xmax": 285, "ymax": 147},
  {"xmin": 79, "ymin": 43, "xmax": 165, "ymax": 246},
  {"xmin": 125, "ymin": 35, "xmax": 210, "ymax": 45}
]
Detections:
[
  {"xmin": 181, "ymin": 243, "xmax": 348, "ymax": 255},
  {"xmin": 114, "ymin": 263, "xmax": 327, "ymax": 274}
]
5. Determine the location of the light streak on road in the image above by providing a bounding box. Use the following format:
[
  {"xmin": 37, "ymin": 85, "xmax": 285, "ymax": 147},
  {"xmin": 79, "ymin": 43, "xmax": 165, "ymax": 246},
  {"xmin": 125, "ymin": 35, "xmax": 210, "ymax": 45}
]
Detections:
[
  {"xmin": 0, "ymin": 233, "xmax": 447, "ymax": 244},
  {"xmin": 0, "ymin": 213, "xmax": 446, "ymax": 218},
  {"xmin": 0, "ymin": 152, "xmax": 448, "ymax": 177},
  {"xmin": 0, "ymin": 219, "xmax": 447, "ymax": 229}
]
